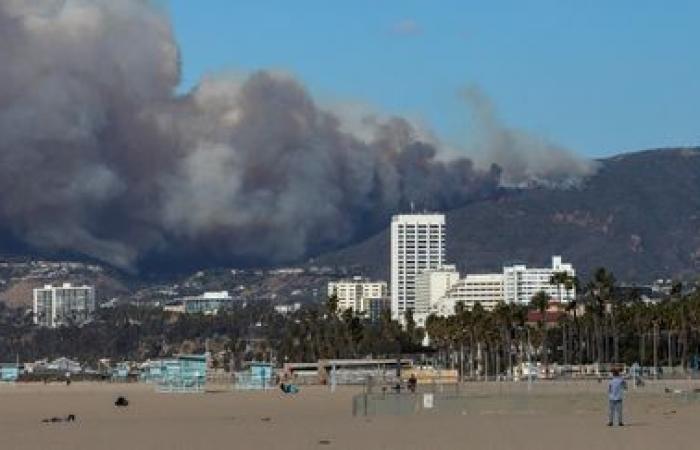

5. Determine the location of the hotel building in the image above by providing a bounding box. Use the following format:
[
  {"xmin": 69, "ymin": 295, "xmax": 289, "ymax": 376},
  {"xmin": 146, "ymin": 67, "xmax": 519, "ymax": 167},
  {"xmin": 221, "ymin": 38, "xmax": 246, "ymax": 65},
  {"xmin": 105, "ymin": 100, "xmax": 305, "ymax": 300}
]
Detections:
[{"xmin": 390, "ymin": 213, "xmax": 446, "ymax": 320}]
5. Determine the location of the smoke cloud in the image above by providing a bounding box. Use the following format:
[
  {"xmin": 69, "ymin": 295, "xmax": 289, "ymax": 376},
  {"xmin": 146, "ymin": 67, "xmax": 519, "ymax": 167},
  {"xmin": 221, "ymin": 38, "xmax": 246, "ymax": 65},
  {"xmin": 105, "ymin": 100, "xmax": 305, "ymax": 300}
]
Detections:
[
  {"xmin": 0, "ymin": 1, "xmax": 593, "ymax": 272},
  {"xmin": 463, "ymin": 87, "xmax": 598, "ymax": 187}
]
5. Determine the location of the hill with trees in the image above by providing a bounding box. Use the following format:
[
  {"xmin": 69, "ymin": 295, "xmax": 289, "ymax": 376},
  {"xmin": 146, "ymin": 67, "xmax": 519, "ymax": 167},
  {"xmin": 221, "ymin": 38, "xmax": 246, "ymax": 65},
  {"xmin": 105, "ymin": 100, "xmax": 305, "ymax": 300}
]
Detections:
[{"xmin": 312, "ymin": 148, "xmax": 700, "ymax": 283}]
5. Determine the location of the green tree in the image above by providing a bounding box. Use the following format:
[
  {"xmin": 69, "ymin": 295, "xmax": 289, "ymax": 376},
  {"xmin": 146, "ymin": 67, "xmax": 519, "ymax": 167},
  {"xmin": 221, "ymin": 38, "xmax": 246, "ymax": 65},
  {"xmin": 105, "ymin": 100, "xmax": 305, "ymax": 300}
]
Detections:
[{"xmin": 530, "ymin": 290, "xmax": 551, "ymax": 371}]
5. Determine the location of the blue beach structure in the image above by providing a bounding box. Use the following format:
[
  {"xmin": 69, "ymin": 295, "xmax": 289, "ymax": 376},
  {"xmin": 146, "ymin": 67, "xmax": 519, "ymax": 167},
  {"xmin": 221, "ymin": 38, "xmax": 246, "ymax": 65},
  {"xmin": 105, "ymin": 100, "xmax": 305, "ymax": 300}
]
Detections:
[
  {"xmin": 0, "ymin": 363, "xmax": 20, "ymax": 382},
  {"xmin": 233, "ymin": 362, "xmax": 275, "ymax": 390},
  {"xmin": 111, "ymin": 362, "xmax": 131, "ymax": 382},
  {"xmin": 156, "ymin": 353, "xmax": 208, "ymax": 393}
]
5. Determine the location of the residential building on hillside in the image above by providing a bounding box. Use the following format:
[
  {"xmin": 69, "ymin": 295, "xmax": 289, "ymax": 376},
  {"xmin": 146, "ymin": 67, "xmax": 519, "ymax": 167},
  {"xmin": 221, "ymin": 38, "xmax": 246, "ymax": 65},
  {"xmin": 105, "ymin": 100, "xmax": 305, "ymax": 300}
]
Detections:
[
  {"xmin": 414, "ymin": 265, "xmax": 460, "ymax": 326},
  {"xmin": 390, "ymin": 213, "xmax": 446, "ymax": 321},
  {"xmin": 274, "ymin": 302, "xmax": 302, "ymax": 315},
  {"xmin": 33, "ymin": 283, "xmax": 96, "ymax": 328},
  {"xmin": 433, "ymin": 273, "xmax": 505, "ymax": 315},
  {"xmin": 163, "ymin": 291, "xmax": 235, "ymax": 315},
  {"xmin": 327, "ymin": 277, "xmax": 388, "ymax": 314},
  {"xmin": 502, "ymin": 256, "xmax": 575, "ymax": 305}
]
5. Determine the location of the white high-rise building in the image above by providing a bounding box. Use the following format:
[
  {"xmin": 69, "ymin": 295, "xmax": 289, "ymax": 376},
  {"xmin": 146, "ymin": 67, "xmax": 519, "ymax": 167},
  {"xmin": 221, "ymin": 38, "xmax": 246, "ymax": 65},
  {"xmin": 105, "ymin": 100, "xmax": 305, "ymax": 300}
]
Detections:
[
  {"xmin": 328, "ymin": 277, "xmax": 388, "ymax": 313},
  {"xmin": 414, "ymin": 265, "xmax": 460, "ymax": 326},
  {"xmin": 502, "ymin": 256, "xmax": 576, "ymax": 305},
  {"xmin": 433, "ymin": 273, "xmax": 505, "ymax": 315},
  {"xmin": 33, "ymin": 283, "xmax": 96, "ymax": 328},
  {"xmin": 391, "ymin": 213, "xmax": 446, "ymax": 320}
]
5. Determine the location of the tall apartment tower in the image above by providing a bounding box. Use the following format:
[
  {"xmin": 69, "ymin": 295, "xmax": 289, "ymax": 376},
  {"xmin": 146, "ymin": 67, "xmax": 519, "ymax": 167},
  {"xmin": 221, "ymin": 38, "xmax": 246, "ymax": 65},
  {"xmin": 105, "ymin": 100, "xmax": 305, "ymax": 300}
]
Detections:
[{"xmin": 390, "ymin": 213, "xmax": 446, "ymax": 320}]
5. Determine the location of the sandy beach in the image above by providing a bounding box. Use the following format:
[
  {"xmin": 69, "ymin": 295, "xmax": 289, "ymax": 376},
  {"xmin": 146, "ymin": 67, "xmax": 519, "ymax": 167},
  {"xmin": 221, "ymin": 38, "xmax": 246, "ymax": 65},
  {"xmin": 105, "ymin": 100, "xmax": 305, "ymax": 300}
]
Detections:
[{"xmin": 2, "ymin": 381, "xmax": 700, "ymax": 450}]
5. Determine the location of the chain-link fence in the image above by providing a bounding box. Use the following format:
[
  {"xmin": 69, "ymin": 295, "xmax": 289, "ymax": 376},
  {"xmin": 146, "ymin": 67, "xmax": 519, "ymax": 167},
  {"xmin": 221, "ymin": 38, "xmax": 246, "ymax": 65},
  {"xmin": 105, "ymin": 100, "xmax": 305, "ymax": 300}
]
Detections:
[{"xmin": 352, "ymin": 379, "xmax": 700, "ymax": 417}]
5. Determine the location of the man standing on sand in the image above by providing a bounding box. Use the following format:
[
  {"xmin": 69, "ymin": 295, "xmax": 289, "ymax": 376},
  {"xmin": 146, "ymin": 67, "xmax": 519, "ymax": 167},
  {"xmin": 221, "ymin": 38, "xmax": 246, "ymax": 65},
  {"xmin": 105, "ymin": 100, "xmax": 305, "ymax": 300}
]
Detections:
[{"xmin": 608, "ymin": 368, "xmax": 627, "ymax": 426}]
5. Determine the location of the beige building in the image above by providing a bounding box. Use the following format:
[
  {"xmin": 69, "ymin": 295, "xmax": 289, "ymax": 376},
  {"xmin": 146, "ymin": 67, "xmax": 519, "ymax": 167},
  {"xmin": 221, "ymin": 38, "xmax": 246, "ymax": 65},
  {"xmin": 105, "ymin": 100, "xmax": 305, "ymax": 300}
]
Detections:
[
  {"xmin": 328, "ymin": 277, "xmax": 388, "ymax": 314},
  {"xmin": 414, "ymin": 265, "xmax": 460, "ymax": 326},
  {"xmin": 433, "ymin": 273, "xmax": 505, "ymax": 315}
]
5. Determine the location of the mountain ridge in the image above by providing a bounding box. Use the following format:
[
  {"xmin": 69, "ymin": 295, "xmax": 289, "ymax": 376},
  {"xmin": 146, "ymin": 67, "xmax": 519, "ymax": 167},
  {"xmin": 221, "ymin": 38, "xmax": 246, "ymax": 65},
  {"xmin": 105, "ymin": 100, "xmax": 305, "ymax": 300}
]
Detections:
[{"xmin": 309, "ymin": 147, "xmax": 700, "ymax": 283}]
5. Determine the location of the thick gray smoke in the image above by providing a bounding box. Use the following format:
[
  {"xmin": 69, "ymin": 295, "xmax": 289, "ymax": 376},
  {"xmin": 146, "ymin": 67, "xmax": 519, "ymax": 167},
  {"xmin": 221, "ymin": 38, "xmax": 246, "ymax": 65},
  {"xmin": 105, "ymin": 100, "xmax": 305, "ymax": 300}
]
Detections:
[
  {"xmin": 0, "ymin": 1, "xmax": 590, "ymax": 271},
  {"xmin": 463, "ymin": 87, "xmax": 598, "ymax": 187}
]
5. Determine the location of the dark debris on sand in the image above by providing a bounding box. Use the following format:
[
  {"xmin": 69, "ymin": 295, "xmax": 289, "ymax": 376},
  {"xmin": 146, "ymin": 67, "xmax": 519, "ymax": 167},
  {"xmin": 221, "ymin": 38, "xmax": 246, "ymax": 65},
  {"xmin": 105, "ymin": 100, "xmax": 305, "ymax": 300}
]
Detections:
[{"xmin": 41, "ymin": 414, "xmax": 76, "ymax": 423}]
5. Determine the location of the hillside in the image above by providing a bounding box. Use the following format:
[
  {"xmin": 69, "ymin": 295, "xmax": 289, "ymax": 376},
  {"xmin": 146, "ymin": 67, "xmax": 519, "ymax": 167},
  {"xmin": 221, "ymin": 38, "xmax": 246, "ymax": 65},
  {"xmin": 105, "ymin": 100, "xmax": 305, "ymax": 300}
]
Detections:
[{"xmin": 310, "ymin": 148, "xmax": 700, "ymax": 283}]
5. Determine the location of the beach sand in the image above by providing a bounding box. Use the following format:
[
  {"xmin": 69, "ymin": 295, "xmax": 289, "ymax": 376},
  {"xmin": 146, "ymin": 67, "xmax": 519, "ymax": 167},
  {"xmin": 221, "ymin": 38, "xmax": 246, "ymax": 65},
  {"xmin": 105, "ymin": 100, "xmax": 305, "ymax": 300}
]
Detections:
[{"xmin": 2, "ymin": 381, "xmax": 699, "ymax": 450}]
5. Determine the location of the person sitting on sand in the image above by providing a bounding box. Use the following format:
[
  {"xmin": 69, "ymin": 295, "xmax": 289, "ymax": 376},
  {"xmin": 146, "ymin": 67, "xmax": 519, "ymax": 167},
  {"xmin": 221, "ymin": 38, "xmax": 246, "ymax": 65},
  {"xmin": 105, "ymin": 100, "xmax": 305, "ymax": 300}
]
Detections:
[
  {"xmin": 408, "ymin": 374, "xmax": 417, "ymax": 393},
  {"xmin": 279, "ymin": 383, "xmax": 299, "ymax": 394},
  {"xmin": 608, "ymin": 368, "xmax": 627, "ymax": 427}
]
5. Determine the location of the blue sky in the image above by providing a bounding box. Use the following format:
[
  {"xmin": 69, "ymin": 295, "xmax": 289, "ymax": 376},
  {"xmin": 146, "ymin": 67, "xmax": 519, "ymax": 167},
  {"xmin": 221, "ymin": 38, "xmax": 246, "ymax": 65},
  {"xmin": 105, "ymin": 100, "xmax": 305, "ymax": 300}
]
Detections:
[{"xmin": 165, "ymin": 1, "xmax": 700, "ymax": 157}]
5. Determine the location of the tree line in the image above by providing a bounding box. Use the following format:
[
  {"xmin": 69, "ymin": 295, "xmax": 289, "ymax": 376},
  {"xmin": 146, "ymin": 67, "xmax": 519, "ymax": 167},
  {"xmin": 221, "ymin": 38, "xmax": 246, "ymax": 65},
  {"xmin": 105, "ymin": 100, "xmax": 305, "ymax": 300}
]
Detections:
[
  {"xmin": 0, "ymin": 296, "xmax": 422, "ymax": 367},
  {"xmin": 425, "ymin": 268, "xmax": 700, "ymax": 377},
  {"xmin": 1, "ymin": 267, "xmax": 699, "ymax": 375}
]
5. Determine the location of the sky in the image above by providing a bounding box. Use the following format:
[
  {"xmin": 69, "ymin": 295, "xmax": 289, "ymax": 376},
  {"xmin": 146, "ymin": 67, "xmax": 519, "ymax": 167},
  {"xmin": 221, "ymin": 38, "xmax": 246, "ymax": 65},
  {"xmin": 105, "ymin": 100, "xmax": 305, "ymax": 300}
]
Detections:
[{"xmin": 164, "ymin": 0, "xmax": 700, "ymax": 158}]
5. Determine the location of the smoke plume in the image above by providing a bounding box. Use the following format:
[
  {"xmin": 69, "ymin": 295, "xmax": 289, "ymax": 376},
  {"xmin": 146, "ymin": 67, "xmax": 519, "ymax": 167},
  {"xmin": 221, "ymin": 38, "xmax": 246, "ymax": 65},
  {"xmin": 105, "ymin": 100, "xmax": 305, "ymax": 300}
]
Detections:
[
  {"xmin": 463, "ymin": 87, "xmax": 598, "ymax": 187},
  {"xmin": 0, "ymin": 1, "xmax": 592, "ymax": 271}
]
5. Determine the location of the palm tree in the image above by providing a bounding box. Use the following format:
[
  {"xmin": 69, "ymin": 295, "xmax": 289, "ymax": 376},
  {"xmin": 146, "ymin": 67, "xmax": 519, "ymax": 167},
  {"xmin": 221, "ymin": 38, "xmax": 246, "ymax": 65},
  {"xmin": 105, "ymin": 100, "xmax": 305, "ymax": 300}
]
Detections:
[
  {"xmin": 493, "ymin": 302, "xmax": 514, "ymax": 377},
  {"xmin": 325, "ymin": 294, "xmax": 339, "ymax": 316},
  {"xmin": 583, "ymin": 268, "xmax": 616, "ymax": 363},
  {"xmin": 425, "ymin": 314, "xmax": 449, "ymax": 367},
  {"xmin": 530, "ymin": 290, "xmax": 551, "ymax": 374},
  {"xmin": 550, "ymin": 272, "xmax": 580, "ymax": 364},
  {"xmin": 452, "ymin": 302, "xmax": 476, "ymax": 379},
  {"xmin": 470, "ymin": 303, "xmax": 488, "ymax": 379},
  {"xmin": 507, "ymin": 304, "xmax": 527, "ymax": 376},
  {"xmin": 550, "ymin": 272, "xmax": 567, "ymax": 303}
]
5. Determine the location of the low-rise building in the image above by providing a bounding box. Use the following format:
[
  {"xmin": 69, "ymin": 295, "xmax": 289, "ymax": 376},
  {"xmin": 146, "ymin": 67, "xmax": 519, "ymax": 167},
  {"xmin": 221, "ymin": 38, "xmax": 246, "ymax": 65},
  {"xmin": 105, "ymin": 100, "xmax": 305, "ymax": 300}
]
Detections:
[
  {"xmin": 414, "ymin": 265, "xmax": 460, "ymax": 326},
  {"xmin": 163, "ymin": 291, "xmax": 235, "ymax": 315},
  {"xmin": 433, "ymin": 273, "xmax": 505, "ymax": 315},
  {"xmin": 425, "ymin": 256, "xmax": 575, "ymax": 317},
  {"xmin": 502, "ymin": 256, "xmax": 576, "ymax": 305},
  {"xmin": 274, "ymin": 302, "xmax": 302, "ymax": 315}
]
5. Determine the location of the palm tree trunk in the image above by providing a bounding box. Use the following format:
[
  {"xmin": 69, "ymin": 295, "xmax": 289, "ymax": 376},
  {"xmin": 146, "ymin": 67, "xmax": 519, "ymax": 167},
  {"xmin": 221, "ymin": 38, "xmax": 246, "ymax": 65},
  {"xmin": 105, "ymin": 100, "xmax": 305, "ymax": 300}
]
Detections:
[
  {"xmin": 460, "ymin": 343, "xmax": 465, "ymax": 382},
  {"xmin": 653, "ymin": 323, "xmax": 659, "ymax": 379},
  {"xmin": 562, "ymin": 323, "xmax": 568, "ymax": 365},
  {"xmin": 469, "ymin": 335, "xmax": 474, "ymax": 380},
  {"xmin": 496, "ymin": 345, "xmax": 501, "ymax": 378},
  {"xmin": 668, "ymin": 330, "xmax": 673, "ymax": 371},
  {"xmin": 484, "ymin": 345, "xmax": 489, "ymax": 381},
  {"xmin": 682, "ymin": 329, "xmax": 689, "ymax": 372},
  {"xmin": 612, "ymin": 311, "xmax": 619, "ymax": 363},
  {"xmin": 639, "ymin": 329, "xmax": 645, "ymax": 366},
  {"xmin": 542, "ymin": 327, "xmax": 548, "ymax": 375}
]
